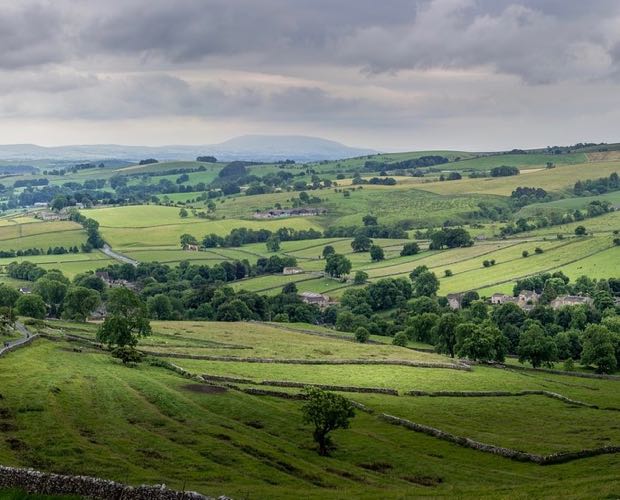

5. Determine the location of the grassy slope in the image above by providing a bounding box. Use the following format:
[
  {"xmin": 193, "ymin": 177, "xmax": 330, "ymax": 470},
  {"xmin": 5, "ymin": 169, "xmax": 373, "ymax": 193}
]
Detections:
[{"xmin": 0, "ymin": 323, "xmax": 618, "ymax": 499}]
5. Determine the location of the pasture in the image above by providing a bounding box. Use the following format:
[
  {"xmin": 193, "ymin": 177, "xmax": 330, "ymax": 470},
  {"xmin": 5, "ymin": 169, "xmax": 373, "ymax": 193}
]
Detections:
[{"xmin": 0, "ymin": 321, "xmax": 617, "ymax": 498}]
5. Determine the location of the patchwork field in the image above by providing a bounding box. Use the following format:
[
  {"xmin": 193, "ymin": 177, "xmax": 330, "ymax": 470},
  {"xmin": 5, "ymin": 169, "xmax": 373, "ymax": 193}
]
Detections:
[{"xmin": 1, "ymin": 321, "xmax": 617, "ymax": 499}]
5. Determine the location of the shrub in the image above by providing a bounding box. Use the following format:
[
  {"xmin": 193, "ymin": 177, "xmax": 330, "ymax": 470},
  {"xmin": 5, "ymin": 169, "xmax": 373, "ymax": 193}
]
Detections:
[
  {"xmin": 574, "ymin": 225, "xmax": 587, "ymax": 236},
  {"xmin": 535, "ymin": 247, "xmax": 544, "ymax": 254},
  {"xmin": 355, "ymin": 327, "xmax": 370, "ymax": 343},
  {"xmin": 522, "ymin": 250, "xmax": 529, "ymax": 258},
  {"xmin": 483, "ymin": 260, "xmax": 491, "ymax": 268},
  {"xmin": 444, "ymin": 269, "xmax": 453, "ymax": 277},
  {"xmin": 392, "ymin": 331, "xmax": 408, "ymax": 347}
]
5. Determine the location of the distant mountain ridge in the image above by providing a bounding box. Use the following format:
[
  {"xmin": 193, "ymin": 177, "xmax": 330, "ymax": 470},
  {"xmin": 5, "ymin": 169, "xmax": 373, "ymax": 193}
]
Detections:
[{"xmin": 0, "ymin": 135, "xmax": 377, "ymax": 163}]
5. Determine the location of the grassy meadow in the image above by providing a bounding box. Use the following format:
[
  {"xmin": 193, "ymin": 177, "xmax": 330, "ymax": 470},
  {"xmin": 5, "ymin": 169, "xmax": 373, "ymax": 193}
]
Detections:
[{"xmin": 0, "ymin": 321, "xmax": 618, "ymax": 499}]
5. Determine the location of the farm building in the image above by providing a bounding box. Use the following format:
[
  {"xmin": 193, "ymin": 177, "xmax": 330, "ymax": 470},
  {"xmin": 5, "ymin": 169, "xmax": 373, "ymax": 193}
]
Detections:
[
  {"xmin": 253, "ymin": 208, "xmax": 326, "ymax": 219},
  {"xmin": 490, "ymin": 293, "xmax": 516, "ymax": 305},
  {"xmin": 184, "ymin": 244, "xmax": 200, "ymax": 251},
  {"xmin": 283, "ymin": 267, "xmax": 304, "ymax": 275},
  {"xmin": 18, "ymin": 287, "xmax": 32, "ymax": 294},
  {"xmin": 490, "ymin": 290, "xmax": 539, "ymax": 310},
  {"xmin": 299, "ymin": 292, "xmax": 330, "ymax": 307},
  {"xmin": 550, "ymin": 295, "xmax": 593, "ymax": 309}
]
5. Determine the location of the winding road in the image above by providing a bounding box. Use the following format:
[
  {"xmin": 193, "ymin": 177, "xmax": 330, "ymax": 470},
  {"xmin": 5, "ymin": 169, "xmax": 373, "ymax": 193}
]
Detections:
[
  {"xmin": 0, "ymin": 322, "xmax": 36, "ymax": 357},
  {"xmin": 101, "ymin": 244, "xmax": 138, "ymax": 266}
]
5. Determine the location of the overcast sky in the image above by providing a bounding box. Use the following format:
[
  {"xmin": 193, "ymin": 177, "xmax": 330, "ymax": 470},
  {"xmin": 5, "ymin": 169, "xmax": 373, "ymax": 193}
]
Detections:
[{"xmin": 1, "ymin": 0, "xmax": 620, "ymax": 151}]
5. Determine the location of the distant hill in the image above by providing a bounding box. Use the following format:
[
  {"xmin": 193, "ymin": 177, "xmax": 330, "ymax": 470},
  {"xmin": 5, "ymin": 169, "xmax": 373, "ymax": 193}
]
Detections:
[{"xmin": 0, "ymin": 135, "xmax": 377, "ymax": 163}]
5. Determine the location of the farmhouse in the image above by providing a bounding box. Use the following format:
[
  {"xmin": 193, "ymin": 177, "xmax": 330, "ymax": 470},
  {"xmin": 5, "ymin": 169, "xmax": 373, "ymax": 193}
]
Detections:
[
  {"xmin": 490, "ymin": 290, "xmax": 539, "ymax": 310},
  {"xmin": 283, "ymin": 267, "xmax": 304, "ymax": 275},
  {"xmin": 299, "ymin": 291, "xmax": 330, "ymax": 307},
  {"xmin": 184, "ymin": 244, "xmax": 200, "ymax": 251},
  {"xmin": 253, "ymin": 208, "xmax": 326, "ymax": 219},
  {"xmin": 550, "ymin": 295, "xmax": 593, "ymax": 309},
  {"xmin": 35, "ymin": 211, "xmax": 70, "ymax": 221},
  {"xmin": 490, "ymin": 293, "xmax": 516, "ymax": 305}
]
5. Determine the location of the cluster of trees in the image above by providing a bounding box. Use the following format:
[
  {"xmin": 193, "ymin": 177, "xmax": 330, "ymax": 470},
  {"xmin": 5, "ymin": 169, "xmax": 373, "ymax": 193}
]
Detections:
[
  {"xmin": 13, "ymin": 178, "xmax": 49, "ymax": 188},
  {"xmin": 500, "ymin": 201, "xmax": 612, "ymax": 237},
  {"xmin": 0, "ymin": 272, "xmax": 101, "ymax": 322},
  {"xmin": 490, "ymin": 165, "xmax": 520, "ymax": 177},
  {"xmin": 439, "ymin": 172, "xmax": 462, "ymax": 181},
  {"xmin": 326, "ymin": 268, "xmax": 619, "ymax": 373},
  {"xmin": 196, "ymin": 156, "xmax": 217, "ymax": 163},
  {"xmin": 351, "ymin": 175, "xmax": 397, "ymax": 186},
  {"xmin": 366, "ymin": 155, "xmax": 449, "ymax": 172},
  {"xmin": 0, "ymin": 246, "xmax": 80, "ymax": 258},
  {"xmin": 68, "ymin": 210, "xmax": 105, "ymax": 250},
  {"xmin": 510, "ymin": 187, "xmax": 550, "ymax": 207},
  {"xmin": 428, "ymin": 228, "xmax": 473, "ymax": 250},
  {"xmin": 574, "ymin": 172, "xmax": 619, "ymax": 196},
  {"xmin": 200, "ymin": 226, "xmax": 323, "ymax": 248}
]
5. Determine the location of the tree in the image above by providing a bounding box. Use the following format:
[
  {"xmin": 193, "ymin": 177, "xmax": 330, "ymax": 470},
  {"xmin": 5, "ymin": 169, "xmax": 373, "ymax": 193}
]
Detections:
[
  {"xmin": 400, "ymin": 242, "xmax": 420, "ymax": 256},
  {"xmin": 455, "ymin": 321, "xmax": 507, "ymax": 362},
  {"xmin": 325, "ymin": 254, "xmax": 352, "ymax": 278},
  {"xmin": 433, "ymin": 313, "xmax": 461, "ymax": 357},
  {"xmin": 322, "ymin": 245, "xmax": 335, "ymax": 259},
  {"xmin": 15, "ymin": 294, "xmax": 46, "ymax": 319},
  {"xmin": 355, "ymin": 326, "xmax": 370, "ymax": 343},
  {"xmin": 522, "ymin": 250, "xmax": 529, "ymax": 258},
  {"xmin": 362, "ymin": 214, "xmax": 378, "ymax": 226},
  {"xmin": 517, "ymin": 324, "xmax": 557, "ymax": 368},
  {"xmin": 266, "ymin": 236, "xmax": 281, "ymax": 253},
  {"xmin": 351, "ymin": 234, "xmax": 372, "ymax": 252},
  {"xmin": 97, "ymin": 288, "xmax": 151, "ymax": 347},
  {"xmin": 282, "ymin": 282, "xmax": 298, "ymax": 294},
  {"xmin": 62, "ymin": 286, "xmax": 100, "ymax": 322},
  {"xmin": 0, "ymin": 284, "xmax": 20, "ymax": 308},
  {"xmin": 34, "ymin": 278, "xmax": 68, "ymax": 317},
  {"xmin": 301, "ymin": 387, "xmax": 355, "ymax": 456},
  {"xmin": 147, "ymin": 294, "xmax": 174, "ymax": 320},
  {"xmin": 574, "ymin": 225, "xmax": 587, "ymax": 236},
  {"xmin": 353, "ymin": 271, "xmax": 368, "ymax": 285},
  {"xmin": 369, "ymin": 245, "xmax": 384, "ymax": 262},
  {"xmin": 406, "ymin": 312, "xmax": 439, "ymax": 343},
  {"xmin": 581, "ymin": 325, "xmax": 618, "ymax": 373},
  {"xmin": 179, "ymin": 208, "xmax": 189, "ymax": 218},
  {"xmin": 180, "ymin": 233, "xmax": 198, "ymax": 248},
  {"xmin": 410, "ymin": 270, "xmax": 439, "ymax": 297}
]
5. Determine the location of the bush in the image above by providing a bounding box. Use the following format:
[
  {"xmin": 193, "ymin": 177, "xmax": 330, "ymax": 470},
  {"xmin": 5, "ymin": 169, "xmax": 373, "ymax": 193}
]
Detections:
[
  {"xmin": 534, "ymin": 247, "xmax": 544, "ymax": 254},
  {"xmin": 392, "ymin": 331, "xmax": 408, "ymax": 347},
  {"xmin": 522, "ymin": 250, "xmax": 529, "ymax": 258},
  {"xmin": 111, "ymin": 346, "xmax": 144, "ymax": 366},
  {"xmin": 355, "ymin": 327, "xmax": 370, "ymax": 343},
  {"xmin": 574, "ymin": 225, "xmax": 587, "ymax": 236},
  {"xmin": 444, "ymin": 269, "xmax": 453, "ymax": 277},
  {"xmin": 400, "ymin": 242, "xmax": 420, "ymax": 256}
]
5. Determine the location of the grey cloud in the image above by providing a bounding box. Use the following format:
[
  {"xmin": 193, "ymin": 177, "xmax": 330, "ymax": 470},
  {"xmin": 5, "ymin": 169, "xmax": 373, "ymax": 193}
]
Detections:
[{"xmin": 0, "ymin": 3, "xmax": 67, "ymax": 68}]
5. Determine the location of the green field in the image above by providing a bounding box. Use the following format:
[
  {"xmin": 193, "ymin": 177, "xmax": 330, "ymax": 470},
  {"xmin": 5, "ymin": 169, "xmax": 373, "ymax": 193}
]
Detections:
[{"xmin": 0, "ymin": 321, "xmax": 618, "ymax": 499}]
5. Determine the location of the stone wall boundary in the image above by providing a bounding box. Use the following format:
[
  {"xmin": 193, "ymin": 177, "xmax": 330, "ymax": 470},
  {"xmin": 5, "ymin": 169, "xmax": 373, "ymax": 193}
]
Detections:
[
  {"xmin": 0, "ymin": 465, "xmax": 227, "ymax": 499},
  {"xmin": 380, "ymin": 414, "xmax": 620, "ymax": 465}
]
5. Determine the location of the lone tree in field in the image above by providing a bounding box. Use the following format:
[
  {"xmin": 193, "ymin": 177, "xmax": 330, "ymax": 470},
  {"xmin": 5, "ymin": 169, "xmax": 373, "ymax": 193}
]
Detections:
[
  {"xmin": 266, "ymin": 236, "xmax": 281, "ymax": 252},
  {"xmin": 97, "ymin": 288, "xmax": 151, "ymax": 349},
  {"xmin": 325, "ymin": 254, "xmax": 352, "ymax": 278},
  {"xmin": 179, "ymin": 207, "xmax": 189, "ymax": 218},
  {"xmin": 351, "ymin": 234, "xmax": 372, "ymax": 252},
  {"xmin": 369, "ymin": 244, "xmax": 384, "ymax": 262},
  {"xmin": 301, "ymin": 387, "xmax": 355, "ymax": 456}
]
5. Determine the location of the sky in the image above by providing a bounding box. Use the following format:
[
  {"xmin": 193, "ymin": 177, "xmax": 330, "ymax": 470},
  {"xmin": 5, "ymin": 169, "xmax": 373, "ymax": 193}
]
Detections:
[{"xmin": 1, "ymin": 0, "xmax": 620, "ymax": 151}]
